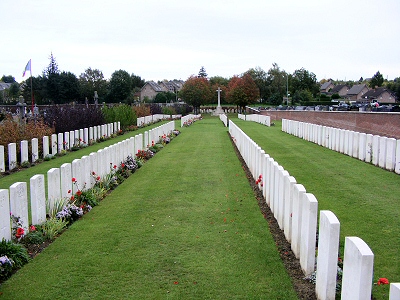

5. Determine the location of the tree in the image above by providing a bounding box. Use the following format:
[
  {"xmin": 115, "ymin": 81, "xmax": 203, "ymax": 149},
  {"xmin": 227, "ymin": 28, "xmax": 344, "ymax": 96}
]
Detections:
[
  {"xmin": 198, "ymin": 66, "xmax": 208, "ymax": 78},
  {"xmin": 43, "ymin": 53, "xmax": 61, "ymax": 103},
  {"xmin": 58, "ymin": 72, "xmax": 80, "ymax": 103},
  {"xmin": 79, "ymin": 68, "xmax": 108, "ymax": 102},
  {"xmin": 107, "ymin": 70, "xmax": 132, "ymax": 103},
  {"xmin": 266, "ymin": 63, "xmax": 288, "ymax": 104},
  {"xmin": 131, "ymin": 73, "xmax": 145, "ymax": 91},
  {"xmin": 1, "ymin": 75, "xmax": 16, "ymax": 83},
  {"xmin": 291, "ymin": 68, "xmax": 319, "ymax": 98},
  {"xmin": 245, "ymin": 67, "xmax": 269, "ymax": 102},
  {"xmin": 226, "ymin": 74, "xmax": 259, "ymax": 111},
  {"xmin": 180, "ymin": 76, "xmax": 212, "ymax": 114},
  {"xmin": 209, "ymin": 76, "xmax": 229, "ymax": 104},
  {"xmin": 370, "ymin": 71, "xmax": 384, "ymax": 88}
]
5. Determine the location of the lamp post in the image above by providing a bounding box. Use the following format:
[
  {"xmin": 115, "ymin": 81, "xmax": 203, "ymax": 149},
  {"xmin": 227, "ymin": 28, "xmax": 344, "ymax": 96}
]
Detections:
[{"xmin": 286, "ymin": 74, "xmax": 289, "ymax": 106}]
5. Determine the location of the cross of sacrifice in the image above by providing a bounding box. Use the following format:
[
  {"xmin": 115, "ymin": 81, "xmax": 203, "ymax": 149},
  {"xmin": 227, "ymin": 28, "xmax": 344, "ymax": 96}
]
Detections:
[{"xmin": 216, "ymin": 87, "xmax": 222, "ymax": 107}]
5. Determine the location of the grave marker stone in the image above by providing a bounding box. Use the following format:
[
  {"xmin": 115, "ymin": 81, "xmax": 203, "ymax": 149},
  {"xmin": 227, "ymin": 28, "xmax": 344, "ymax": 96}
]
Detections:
[
  {"xmin": 0, "ymin": 189, "xmax": 11, "ymax": 241},
  {"xmin": 9, "ymin": 182, "xmax": 29, "ymax": 234},
  {"xmin": 0, "ymin": 145, "xmax": 4, "ymax": 172},
  {"xmin": 30, "ymin": 174, "xmax": 46, "ymax": 225},
  {"xmin": 8, "ymin": 143, "xmax": 17, "ymax": 170}
]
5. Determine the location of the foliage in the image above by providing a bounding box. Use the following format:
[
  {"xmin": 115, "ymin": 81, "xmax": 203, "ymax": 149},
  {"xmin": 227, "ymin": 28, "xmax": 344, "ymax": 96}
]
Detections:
[
  {"xmin": 245, "ymin": 66, "xmax": 269, "ymax": 101},
  {"xmin": 79, "ymin": 67, "xmax": 108, "ymax": 103},
  {"xmin": 149, "ymin": 103, "xmax": 162, "ymax": 114},
  {"xmin": 291, "ymin": 68, "xmax": 319, "ymax": 97},
  {"xmin": 0, "ymin": 239, "xmax": 30, "ymax": 270},
  {"xmin": 1, "ymin": 75, "xmax": 16, "ymax": 83},
  {"xmin": 132, "ymin": 105, "xmax": 151, "ymax": 118},
  {"xmin": 40, "ymin": 218, "xmax": 68, "ymax": 240},
  {"xmin": 198, "ymin": 66, "xmax": 208, "ymax": 78},
  {"xmin": 386, "ymin": 77, "xmax": 400, "ymax": 100},
  {"xmin": 106, "ymin": 70, "xmax": 132, "ymax": 103},
  {"xmin": 161, "ymin": 106, "xmax": 175, "ymax": 115},
  {"xmin": 292, "ymin": 89, "xmax": 314, "ymax": 104},
  {"xmin": 180, "ymin": 76, "xmax": 212, "ymax": 113},
  {"xmin": 46, "ymin": 196, "xmax": 70, "ymax": 219},
  {"xmin": 370, "ymin": 71, "xmax": 384, "ymax": 88},
  {"xmin": 42, "ymin": 105, "xmax": 105, "ymax": 134},
  {"xmin": 22, "ymin": 230, "xmax": 45, "ymax": 246},
  {"xmin": 102, "ymin": 104, "xmax": 136, "ymax": 130},
  {"xmin": 226, "ymin": 73, "xmax": 259, "ymax": 110}
]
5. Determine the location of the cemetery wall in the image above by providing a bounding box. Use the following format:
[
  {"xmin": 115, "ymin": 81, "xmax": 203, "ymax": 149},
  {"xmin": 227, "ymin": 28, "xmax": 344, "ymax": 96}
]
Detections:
[{"xmin": 260, "ymin": 111, "xmax": 400, "ymax": 139}]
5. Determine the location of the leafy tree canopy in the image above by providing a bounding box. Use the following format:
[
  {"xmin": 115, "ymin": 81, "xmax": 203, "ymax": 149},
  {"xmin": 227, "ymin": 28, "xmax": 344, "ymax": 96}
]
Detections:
[
  {"xmin": 291, "ymin": 68, "xmax": 319, "ymax": 97},
  {"xmin": 1, "ymin": 75, "xmax": 16, "ymax": 83},
  {"xmin": 198, "ymin": 66, "xmax": 208, "ymax": 78},
  {"xmin": 107, "ymin": 69, "xmax": 132, "ymax": 103},
  {"xmin": 180, "ymin": 76, "xmax": 212, "ymax": 113},
  {"xmin": 79, "ymin": 67, "xmax": 108, "ymax": 101},
  {"xmin": 226, "ymin": 73, "xmax": 259, "ymax": 109},
  {"xmin": 370, "ymin": 71, "xmax": 384, "ymax": 88}
]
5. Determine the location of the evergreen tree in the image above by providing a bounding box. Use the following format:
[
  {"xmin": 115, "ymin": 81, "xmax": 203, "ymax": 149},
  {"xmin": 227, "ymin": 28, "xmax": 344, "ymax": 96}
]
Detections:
[{"xmin": 198, "ymin": 66, "xmax": 208, "ymax": 78}]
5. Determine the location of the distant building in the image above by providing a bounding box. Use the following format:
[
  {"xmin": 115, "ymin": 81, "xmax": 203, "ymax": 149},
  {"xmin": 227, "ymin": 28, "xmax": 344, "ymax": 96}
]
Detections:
[
  {"xmin": 320, "ymin": 81, "xmax": 334, "ymax": 94},
  {"xmin": 360, "ymin": 87, "xmax": 396, "ymax": 104},
  {"xmin": 140, "ymin": 81, "xmax": 163, "ymax": 101},
  {"xmin": 346, "ymin": 84, "xmax": 369, "ymax": 100},
  {"xmin": 330, "ymin": 84, "xmax": 349, "ymax": 97}
]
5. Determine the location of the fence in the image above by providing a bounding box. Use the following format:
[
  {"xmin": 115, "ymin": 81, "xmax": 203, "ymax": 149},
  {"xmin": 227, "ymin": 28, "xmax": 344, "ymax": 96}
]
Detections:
[
  {"xmin": 238, "ymin": 113, "xmax": 271, "ymax": 126},
  {"xmin": 0, "ymin": 121, "xmax": 175, "ymax": 243},
  {"xmin": 228, "ymin": 119, "xmax": 399, "ymax": 299},
  {"xmin": 0, "ymin": 122, "xmax": 121, "ymax": 173},
  {"xmin": 282, "ymin": 119, "xmax": 400, "ymax": 174},
  {"xmin": 219, "ymin": 113, "xmax": 228, "ymax": 127}
]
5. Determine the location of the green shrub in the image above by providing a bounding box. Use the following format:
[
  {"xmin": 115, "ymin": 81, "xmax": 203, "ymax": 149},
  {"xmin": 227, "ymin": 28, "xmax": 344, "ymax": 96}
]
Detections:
[
  {"xmin": 22, "ymin": 230, "xmax": 46, "ymax": 246},
  {"xmin": 102, "ymin": 104, "xmax": 136, "ymax": 130},
  {"xmin": 41, "ymin": 218, "xmax": 67, "ymax": 241},
  {"xmin": 0, "ymin": 239, "xmax": 30, "ymax": 269}
]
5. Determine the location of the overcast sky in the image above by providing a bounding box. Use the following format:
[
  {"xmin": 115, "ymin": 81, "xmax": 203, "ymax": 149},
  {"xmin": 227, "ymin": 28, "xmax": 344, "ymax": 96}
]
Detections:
[{"xmin": 2, "ymin": 0, "xmax": 400, "ymax": 83}]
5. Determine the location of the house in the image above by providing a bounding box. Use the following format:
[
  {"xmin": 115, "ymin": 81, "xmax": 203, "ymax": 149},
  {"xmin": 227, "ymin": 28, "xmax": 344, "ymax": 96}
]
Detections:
[
  {"xmin": 140, "ymin": 81, "xmax": 164, "ymax": 101},
  {"xmin": 330, "ymin": 84, "xmax": 349, "ymax": 97},
  {"xmin": 320, "ymin": 81, "xmax": 334, "ymax": 94},
  {"xmin": 0, "ymin": 82, "xmax": 12, "ymax": 100},
  {"xmin": 346, "ymin": 84, "xmax": 369, "ymax": 100},
  {"xmin": 360, "ymin": 87, "xmax": 396, "ymax": 104}
]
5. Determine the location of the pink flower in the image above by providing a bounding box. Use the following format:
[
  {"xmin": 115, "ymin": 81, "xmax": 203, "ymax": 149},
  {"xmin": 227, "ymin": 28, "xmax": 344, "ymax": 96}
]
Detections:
[{"xmin": 30, "ymin": 225, "xmax": 36, "ymax": 232}]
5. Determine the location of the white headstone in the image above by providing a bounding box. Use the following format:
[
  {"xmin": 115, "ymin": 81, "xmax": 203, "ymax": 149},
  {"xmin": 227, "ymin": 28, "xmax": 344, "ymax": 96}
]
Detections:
[
  {"xmin": 358, "ymin": 133, "xmax": 366, "ymax": 161},
  {"xmin": 341, "ymin": 237, "xmax": 374, "ymax": 300},
  {"xmin": 31, "ymin": 138, "xmax": 39, "ymax": 162},
  {"xmin": 47, "ymin": 168, "xmax": 61, "ymax": 214},
  {"xmin": 7, "ymin": 143, "xmax": 17, "ymax": 170},
  {"xmin": 60, "ymin": 163, "xmax": 72, "ymax": 199},
  {"xmin": 51, "ymin": 133, "xmax": 57, "ymax": 156},
  {"xmin": 386, "ymin": 138, "xmax": 397, "ymax": 171},
  {"xmin": 57, "ymin": 133, "xmax": 63, "ymax": 153},
  {"xmin": 378, "ymin": 136, "xmax": 387, "ymax": 168},
  {"xmin": 390, "ymin": 283, "xmax": 400, "ymax": 300},
  {"xmin": 43, "ymin": 136, "xmax": 49, "ymax": 158},
  {"xmin": 30, "ymin": 174, "xmax": 46, "ymax": 225},
  {"xmin": 20, "ymin": 140, "xmax": 29, "ymax": 164},
  {"xmin": 64, "ymin": 131, "xmax": 70, "ymax": 150},
  {"xmin": 9, "ymin": 182, "xmax": 29, "ymax": 234},
  {"xmin": 372, "ymin": 135, "xmax": 380, "ymax": 165},
  {"xmin": 291, "ymin": 184, "xmax": 306, "ymax": 258},
  {"xmin": 0, "ymin": 189, "xmax": 11, "ymax": 241},
  {"xmin": 69, "ymin": 130, "xmax": 75, "ymax": 148},
  {"xmin": 84, "ymin": 128, "xmax": 89, "ymax": 145},
  {"xmin": 395, "ymin": 140, "xmax": 400, "ymax": 174},
  {"xmin": 300, "ymin": 193, "xmax": 318, "ymax": 276},
  {"xmin": 0, "ymin": 145, "xmax": 4, "ymax": 172},
  {"xmin": 316, "ymin": 211, "xmax": 340, "ymax": 300},
  {"xmin": 283, "ymin": 176, "xmax": 296, "ymax": 242}
]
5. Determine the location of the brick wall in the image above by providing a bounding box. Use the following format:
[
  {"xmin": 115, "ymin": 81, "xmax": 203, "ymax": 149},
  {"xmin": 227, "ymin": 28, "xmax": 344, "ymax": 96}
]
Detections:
[{"xmin": 260, "ymin": 111, "xmax": 400, "ymax": 139}]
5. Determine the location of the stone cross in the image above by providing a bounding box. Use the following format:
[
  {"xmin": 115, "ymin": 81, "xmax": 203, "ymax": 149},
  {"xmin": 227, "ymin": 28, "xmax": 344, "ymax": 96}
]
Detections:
[{"xmin": 216, "ymin": 87, "xmax": 222, "ymax": 107}]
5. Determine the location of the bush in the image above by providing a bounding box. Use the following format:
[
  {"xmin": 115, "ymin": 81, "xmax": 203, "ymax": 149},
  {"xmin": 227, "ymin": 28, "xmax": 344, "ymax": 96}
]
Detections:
[
  {"xmin": 102, "ymin": 104, "xmax": 136, "ymax": 130},
  {"xmin": 42, "ymin": 105, "xmax": 105, "ymax": 134},
  {"xmin": 0, "ymin": 239, "xmax": 30, "ymax": 270}
]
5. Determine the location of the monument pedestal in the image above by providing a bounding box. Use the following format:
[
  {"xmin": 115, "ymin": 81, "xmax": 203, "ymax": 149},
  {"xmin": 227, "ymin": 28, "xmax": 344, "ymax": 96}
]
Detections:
[{"xmin": 212, "ymin": 106, "xmax": 224, "ymax": 116}]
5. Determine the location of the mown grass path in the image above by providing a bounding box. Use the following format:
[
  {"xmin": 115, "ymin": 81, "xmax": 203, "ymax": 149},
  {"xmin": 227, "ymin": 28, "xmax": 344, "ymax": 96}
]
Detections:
[
  {"xmin": 0, "ymin": 117, "xmax": 297, "ymax": 299},
  {"xmin": 232, "ymin": 117, "xmax": 399, "ymax": 299}
]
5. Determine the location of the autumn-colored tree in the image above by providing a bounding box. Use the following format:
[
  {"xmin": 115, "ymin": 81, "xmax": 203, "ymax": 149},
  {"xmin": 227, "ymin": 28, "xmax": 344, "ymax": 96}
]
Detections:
[
  {"xmin": 226, "ymin": 74, "xmax": 259, "ymax": 111},
  {"xmin": 179, "ymin": 76, "xmax": 212, "ymax": 114}
]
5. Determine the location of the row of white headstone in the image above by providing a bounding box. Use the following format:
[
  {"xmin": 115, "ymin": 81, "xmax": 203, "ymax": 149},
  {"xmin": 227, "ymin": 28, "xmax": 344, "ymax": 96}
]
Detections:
[
  {"xmin": 282, "ymin": 119, "xmax": 400, "ymax": 174},
  {"xmin": 219, "ymin": 114, "xmax": 228, "ymax": 127},
  {"xmin": 180, "ymin": 114, "xmax": 202, "ymax": 127},
  {"xmin": 137, "ymin": 114, "xmax": 181, "ymax": 126},
  {"xmin": 238, "ymin": 113, "xmax": 271, "ymax": 126},
  {"xmin": 0, "ymin": 122, "xmax": 120, "ymax": 173},
  {"xmin": 0, "ymin": 121, "xmax": 176, "ymax": 245},
  {"xmin": 228, "ymin": 119, "xmax": 400, "ymax": 300}
]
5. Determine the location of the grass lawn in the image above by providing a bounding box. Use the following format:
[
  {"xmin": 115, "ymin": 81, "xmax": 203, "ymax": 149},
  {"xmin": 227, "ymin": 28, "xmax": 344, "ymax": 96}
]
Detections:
[
  {"xmin": 231, "ymin": 117, "xmax": 399, "ymax": 300},
  {"xmin": 0, "ymin": 117, "xmax": 298, "ymax": 299}
]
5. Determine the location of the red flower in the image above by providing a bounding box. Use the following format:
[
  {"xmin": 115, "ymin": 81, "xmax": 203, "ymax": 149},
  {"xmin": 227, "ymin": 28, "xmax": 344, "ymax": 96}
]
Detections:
[
  {"xmin": 30, "ymin": 225, "xmax": 36, "ymax": 232},
  {"xmin": 121, "ymin": 163, "xmax": 125, "ymax": 168},
  {"xmin": 76, "ymin": 190, "xmax": 82, "ymax": 196},
  {"xmin": 92, "ymin": 171, "xmax": 96, "ymax": 175},
  {"xmin": 377, "ymin": 278, "xmax": 389, "ymax": 285},
  {"xmin": 96, "ymin": 176, "xmax": 101, "ymax": 181},
  {"xmin": 72, "ymin": 177, "xmax": 76, "ymax": 182},
  {"xmin": 173, "ymin": 281, "xmax": 179, "ymax": 285},
  {"xmin": 71, "ymin": 195, "xmax": 75, "ymax": 201},
  {"xmin": 67, "ymin": 189, "xmax": 71, "ymax": 194},
  {"xmin": 15, "ymin": 227, "xmax": 24, "ymax": 238},
  {"xmin": 113, "ymin": 165, "xmax": 117, "ymax": 169}
]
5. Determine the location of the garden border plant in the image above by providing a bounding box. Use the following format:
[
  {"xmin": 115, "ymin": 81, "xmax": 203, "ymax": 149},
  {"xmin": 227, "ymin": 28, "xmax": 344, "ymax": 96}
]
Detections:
[{"xmin": 0, "ymin": 129, "xmax": 181, "ymax": 284}]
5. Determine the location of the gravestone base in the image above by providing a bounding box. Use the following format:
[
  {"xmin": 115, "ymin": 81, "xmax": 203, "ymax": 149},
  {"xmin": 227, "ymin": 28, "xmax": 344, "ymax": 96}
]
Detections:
[{"xmin": 212, "ymin": 106, "xmax": 224, "ymax": 116}]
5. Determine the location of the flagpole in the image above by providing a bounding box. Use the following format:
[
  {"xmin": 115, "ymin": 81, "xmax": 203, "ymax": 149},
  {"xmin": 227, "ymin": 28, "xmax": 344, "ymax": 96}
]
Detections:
[{"xmin": 30, "ymin": 60, "xmax": 34, "ymax": 118}]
